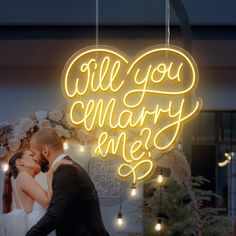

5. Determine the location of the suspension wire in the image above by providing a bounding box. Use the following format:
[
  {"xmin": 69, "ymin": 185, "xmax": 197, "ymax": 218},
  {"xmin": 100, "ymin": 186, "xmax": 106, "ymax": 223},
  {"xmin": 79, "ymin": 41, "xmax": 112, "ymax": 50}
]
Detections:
[
  {"xmin": 165, "ymin": 0, "xmax": 170, "ymax": 46},
  {"xmin": 96, "ymin": 0, "xmax": 99, "ymax": 50},
  {"xmin": 119, "ymin": 182, "xmax": 123, "ymax": 212}
]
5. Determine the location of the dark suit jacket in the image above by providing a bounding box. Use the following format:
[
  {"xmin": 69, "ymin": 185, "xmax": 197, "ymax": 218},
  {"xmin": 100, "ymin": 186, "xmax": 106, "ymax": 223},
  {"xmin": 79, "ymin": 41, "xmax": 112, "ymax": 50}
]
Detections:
[{"xmin": 26, "ymin": 156, "xmax": 109, "ymax": 236}]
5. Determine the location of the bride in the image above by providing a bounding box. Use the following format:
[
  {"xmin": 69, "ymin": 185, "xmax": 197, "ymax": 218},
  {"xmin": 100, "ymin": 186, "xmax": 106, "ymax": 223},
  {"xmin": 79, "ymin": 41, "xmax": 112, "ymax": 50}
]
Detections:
[{"xmin": 0, "ymin": 150, "xmax": 70, "ymax": 236}]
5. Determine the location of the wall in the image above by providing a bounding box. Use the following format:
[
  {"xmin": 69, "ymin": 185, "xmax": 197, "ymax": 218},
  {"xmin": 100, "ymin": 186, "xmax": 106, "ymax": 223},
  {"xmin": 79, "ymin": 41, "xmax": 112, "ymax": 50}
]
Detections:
[{"xmin": 0, "ymin": 0, "xmax": 235, "ymax": 25}]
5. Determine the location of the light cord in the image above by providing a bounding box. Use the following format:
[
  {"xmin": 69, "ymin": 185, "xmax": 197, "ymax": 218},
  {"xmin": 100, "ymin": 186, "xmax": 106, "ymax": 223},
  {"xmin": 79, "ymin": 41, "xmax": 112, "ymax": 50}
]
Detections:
[
  {"xmin": 165, "ymin": 0, "xmax": 170, "ymax": 46},
  {"xmin": 96, "ymin": 0, "xmax": 99, "ymax": 50},
  {"xmin": 119, "ymin": 182, "xmax": 123, "ymax": 212},
  {"xmin": 159, "ymin": 185, "xmax": 162, "ymax": 215}
]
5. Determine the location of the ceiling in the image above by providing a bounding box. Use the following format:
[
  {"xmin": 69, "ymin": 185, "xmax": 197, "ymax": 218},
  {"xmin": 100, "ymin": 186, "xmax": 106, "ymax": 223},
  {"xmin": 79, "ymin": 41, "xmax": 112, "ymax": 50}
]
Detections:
[{"xmin": 0, "ymin": 0, "xmax": 235, "ymax": 26}]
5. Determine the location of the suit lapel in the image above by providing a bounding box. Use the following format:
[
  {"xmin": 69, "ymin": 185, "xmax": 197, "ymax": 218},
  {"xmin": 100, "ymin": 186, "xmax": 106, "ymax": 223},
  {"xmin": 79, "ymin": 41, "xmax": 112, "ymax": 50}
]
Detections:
[{"xmin": 63, "ymin": 156, "xmax": 73, "ymax": 161}]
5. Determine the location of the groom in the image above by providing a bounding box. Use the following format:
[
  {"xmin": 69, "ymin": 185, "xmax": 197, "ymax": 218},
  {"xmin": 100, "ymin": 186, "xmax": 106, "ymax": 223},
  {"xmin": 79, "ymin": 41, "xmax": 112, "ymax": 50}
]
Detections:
[{"xmin": 26, "ymin": 128, "xmax": 109, "ymax": 236}]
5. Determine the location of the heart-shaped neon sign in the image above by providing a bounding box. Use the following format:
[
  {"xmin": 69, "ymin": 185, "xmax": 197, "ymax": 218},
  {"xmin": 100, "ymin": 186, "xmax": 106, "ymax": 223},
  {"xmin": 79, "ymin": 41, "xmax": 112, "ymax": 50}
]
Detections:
[{"xmin": 62, "ymin": 45, "xmax": 202, "ymax": 184}]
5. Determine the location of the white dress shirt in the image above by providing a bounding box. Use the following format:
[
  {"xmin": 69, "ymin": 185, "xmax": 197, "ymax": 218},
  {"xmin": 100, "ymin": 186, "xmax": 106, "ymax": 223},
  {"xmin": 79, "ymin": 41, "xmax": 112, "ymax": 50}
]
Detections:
[{"xmin": 51, "ymin": 153, "xmax": 68, "ymax": 168}]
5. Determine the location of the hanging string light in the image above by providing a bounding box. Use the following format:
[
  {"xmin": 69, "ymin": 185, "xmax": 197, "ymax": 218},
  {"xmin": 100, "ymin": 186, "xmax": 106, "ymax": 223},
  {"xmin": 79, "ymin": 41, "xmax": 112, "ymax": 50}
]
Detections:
[
  {"xmin": 130, "ymin": 183, "xmax": 137, "ymax": 197},
  {"xmin": 79, "ymin": 144, "xmax": 85, "ymax": 152},
  {"xmin": 116, "ymin": 182, "xmax": 124, "ymax": 227},
  {"xmin": 157, "ymin": 174, "xmax": 164, "ymax": 184},
  {"xmin": 157, "ymin": 168, "xmax": 164, "ymax": 184},
  {"xmin": 154, "ymin": 1, "xmax": 170, "ymax": 231},
  {"xmin": 154, "ymin": 0, "xmax": 169, "ymax": 231},
  {"xmin": 218, "ymin": 150, "xmax": 233, "ymax": 167},
  {"xmin": 1, "ymin": 162, "xmax": 9, "ymax": 172},
  {"xmin": 155, "ymin": 170, "xmax": 164, "ymax": 232},
  {"xmin": 63, "ymin": 140, "xmax": 69, "ymax": 151},
  {"xmin": 155, "ymin": 218, "xmax": 163, "ymax": 232},
  {"xmin": 219, "ymin": 112, "xmax": 234, "ymax": 167},
  {"xmin": 117, "ymin": 212, "xmax": 123, "ymax": 226}
]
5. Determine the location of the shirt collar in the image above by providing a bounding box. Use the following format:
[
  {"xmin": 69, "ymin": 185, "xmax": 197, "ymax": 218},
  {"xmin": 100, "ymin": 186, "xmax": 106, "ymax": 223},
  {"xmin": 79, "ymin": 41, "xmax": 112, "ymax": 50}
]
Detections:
[{"xmin": 51, "ymin": 153, "xmax": 67, "ymax": 168}]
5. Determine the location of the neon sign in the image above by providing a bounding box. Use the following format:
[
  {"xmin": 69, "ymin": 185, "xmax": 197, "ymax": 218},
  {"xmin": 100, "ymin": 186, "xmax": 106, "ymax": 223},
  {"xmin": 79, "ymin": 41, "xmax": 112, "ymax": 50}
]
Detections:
[{"xmin": 62, "ymin": 45, "xmax": 202, "ymax": 185}]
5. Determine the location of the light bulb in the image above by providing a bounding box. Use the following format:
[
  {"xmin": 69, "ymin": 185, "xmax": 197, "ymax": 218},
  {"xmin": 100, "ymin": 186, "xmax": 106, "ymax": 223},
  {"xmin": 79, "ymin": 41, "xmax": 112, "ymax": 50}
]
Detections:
[
  {"xmin": 157, "ymin": 174, "xmax": 164, "ymax": 184},
  {"xmin": 117, "ymin": 212, "xmax": 123, "ymax": 226},
  {"xmin": 218, "ymin": 159, "xmax": 230, "ymax": 167},
  {"xmin": 117, "ymin": 218, "xmax": 123, "ymax": 226},
  {"xmin": 79, "ymin": 145, "xmax": 85, "ymax": 153},
  {"xmin": 130, "ymin": 183, "xmax": 137, "ymax": 197},
  {"xmin": 176, "ymin": 143, "xmax": 182, "ymax": 150},
  {"xmin": 63, "ymin": 141, "xmax": 69, "ymax": 150},
  {"xmin": 155, "ymin": 219, "xmax": 162, "ymax": 232},
  {"xmin": 155, "ymin": 223, "xmax": 161, "ymax": 231},
  {"xmin": 2, "ymin": 163, "xmax": 9, "ymax": 172},
  {"xmin": 131, "ymin": 188, "xmax": 136, "ymax": 196}
]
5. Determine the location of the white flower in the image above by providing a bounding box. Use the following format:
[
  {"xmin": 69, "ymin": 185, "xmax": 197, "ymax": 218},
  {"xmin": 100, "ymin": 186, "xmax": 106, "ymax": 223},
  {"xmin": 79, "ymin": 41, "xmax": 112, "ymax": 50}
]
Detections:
[
  {"xmin": 38, "ymin": 120, "xmax": 51, "ymax": 129},
  {"xmin": 13, "ymin": 117, "xmax": 34, "ymax": 139},
  {"xmin": 49, "ymin": 110, "xmax": 63, "ymax": 122},
  {"xmin": 0, "ymin": 122, "xmax": 10, "ymax": 128},
  {"xmin": 54, "ymin": 125, "xmax": 70, "ymax": 138},
  {"xmin": 0, "ymin": 146, "xmax": 7, "ymax": 158},
  {"xmin": 35, "ymin": 111, "xmax": 48, "ymax": 121},
  {"xmin": 61, "ymin": 116, "xmax": 70, "ymax": 128},
  {"xmin": 76, "ymin": 129, "xmax": 96, "ymax": 143},
  {"xmin": 8, "ymin": 137, "xmax": 21, "ymax": 152}
]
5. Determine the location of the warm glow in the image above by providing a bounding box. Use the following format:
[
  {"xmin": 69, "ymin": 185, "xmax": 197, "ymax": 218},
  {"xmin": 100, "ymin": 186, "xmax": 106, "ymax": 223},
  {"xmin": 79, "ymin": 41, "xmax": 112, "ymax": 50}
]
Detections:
[
  {"xmin": 157, "ymin": 174, "xmax": 164, "ymax": 183},
  {"xmin": 130, "ymin": 183, "xmax": 137, "ymax": 197},
  {"xmin": 79, "ymin": 145, "xmax": 85, "ymax": 153},
  {"xmin": 2, "ymin": 163, "xmax": 9, "ymax": 172},
  {"xmin": 117, "ymin": 212, "xmax": 123, "ymax": 226},
  {"xmin": 117, "ymin": 218, "xmax": 123, "ymax": 226},
  {"xmin": 63, "ymin": 141, "xmax": 69, "ymax": 150},
  {"xmin": 155, "ymin": 219, "xmax": 163, "ymax": 232},
  {"xmin": 155, "ymin": 222, "xmax": 162, "ymax": 231},
  {"xmin": 62, "ymin": 45, "xmax": 201, "ymax": 184},
  {"xmin": 219, "ymin": 151, "xmax": 234, "ymax": 167},
  {"xmin": 131, "ymin": 188, "xmax": 137, "ymax": 197}
]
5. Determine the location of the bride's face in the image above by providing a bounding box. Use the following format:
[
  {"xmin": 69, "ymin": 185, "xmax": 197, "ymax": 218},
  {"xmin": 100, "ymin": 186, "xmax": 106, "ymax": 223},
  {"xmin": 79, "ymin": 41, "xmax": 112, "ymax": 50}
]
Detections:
[{"xmin": 19, "ymin": 151, "xmax": 41, "ymax": 174}]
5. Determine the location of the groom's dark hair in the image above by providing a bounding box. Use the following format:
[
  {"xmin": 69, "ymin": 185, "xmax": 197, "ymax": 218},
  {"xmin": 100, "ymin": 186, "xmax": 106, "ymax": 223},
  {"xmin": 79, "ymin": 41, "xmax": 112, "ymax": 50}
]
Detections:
[{"xmin": 31, "ymin": 128, "xmax": 63, "ymax": 151}]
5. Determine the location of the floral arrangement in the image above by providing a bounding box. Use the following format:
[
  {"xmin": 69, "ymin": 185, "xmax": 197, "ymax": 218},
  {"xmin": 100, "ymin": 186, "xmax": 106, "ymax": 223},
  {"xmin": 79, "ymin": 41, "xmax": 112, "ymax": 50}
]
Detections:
[{"xmin": 0, "ymin": 104, "xmax": 95, "ymax": 161}]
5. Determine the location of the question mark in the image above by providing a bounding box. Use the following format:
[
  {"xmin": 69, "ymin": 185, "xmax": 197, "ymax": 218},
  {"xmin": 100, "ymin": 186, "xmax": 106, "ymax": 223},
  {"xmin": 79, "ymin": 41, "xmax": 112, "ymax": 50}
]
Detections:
[{"xmin": 140, "ymin": 127, "xmax": 152, "ymax": 157}]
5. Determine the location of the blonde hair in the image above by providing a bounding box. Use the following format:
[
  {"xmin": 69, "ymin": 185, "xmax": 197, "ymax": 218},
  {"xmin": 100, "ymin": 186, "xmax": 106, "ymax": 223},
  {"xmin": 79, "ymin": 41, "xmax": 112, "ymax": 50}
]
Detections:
[{"xmin": 31, "ymin": 128, "xmax": 63, "ymax": 151}]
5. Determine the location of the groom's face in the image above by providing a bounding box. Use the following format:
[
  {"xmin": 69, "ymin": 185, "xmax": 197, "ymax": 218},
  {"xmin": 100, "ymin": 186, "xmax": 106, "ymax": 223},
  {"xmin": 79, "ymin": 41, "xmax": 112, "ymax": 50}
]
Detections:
[{"xmin": 30, "ymin": 142, "xmax": 49, "ymax": 173}]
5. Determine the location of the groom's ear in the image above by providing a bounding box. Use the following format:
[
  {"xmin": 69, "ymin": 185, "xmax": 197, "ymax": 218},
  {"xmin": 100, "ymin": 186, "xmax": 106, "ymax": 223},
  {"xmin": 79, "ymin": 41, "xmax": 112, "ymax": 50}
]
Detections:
[{"xmin": 42, "ymin": 146, "xmax": 49, "ymax": 157}]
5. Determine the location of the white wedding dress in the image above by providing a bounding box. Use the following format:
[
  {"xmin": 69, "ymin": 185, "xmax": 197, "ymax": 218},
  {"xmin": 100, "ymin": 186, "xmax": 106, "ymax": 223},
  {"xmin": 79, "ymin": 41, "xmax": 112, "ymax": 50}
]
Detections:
[{"xmin": 0, "ymin": 177, "xmax": 56, "ymax": 236}]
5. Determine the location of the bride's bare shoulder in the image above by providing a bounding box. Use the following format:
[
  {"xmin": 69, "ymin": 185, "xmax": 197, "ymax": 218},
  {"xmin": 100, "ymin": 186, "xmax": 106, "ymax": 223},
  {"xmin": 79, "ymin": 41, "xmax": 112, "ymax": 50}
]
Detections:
[{"xmin": 16, "ymin": 172, "xmax": 34, "ymax": 184}]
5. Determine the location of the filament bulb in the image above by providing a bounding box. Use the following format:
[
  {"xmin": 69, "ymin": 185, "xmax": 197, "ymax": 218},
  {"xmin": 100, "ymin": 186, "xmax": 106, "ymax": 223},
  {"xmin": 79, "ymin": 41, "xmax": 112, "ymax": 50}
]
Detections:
[
  {"xmin": 130, "ymin": 183, "xmax": 137, "ymax": 197},
  {"xmin": 63, "ymin": 141, "xmax": 69, "ymax": 150},
  {"xmin": 155, "ymin": 219, "xmax": 162, "ymax": 232},
  {"xmin": 157, "ymin": 174, "xmax": 164, "ymax": 184},
  {"xmin": 79, "ymin": 145, "xmax": 85, "ymax": 153},
  {"xmin": 2, "ymin": 163, "xmax": 9, "ymax": 172},
  {"xmin": 117, "ymin": 212, "xmax": 123, "ymax": 226}
]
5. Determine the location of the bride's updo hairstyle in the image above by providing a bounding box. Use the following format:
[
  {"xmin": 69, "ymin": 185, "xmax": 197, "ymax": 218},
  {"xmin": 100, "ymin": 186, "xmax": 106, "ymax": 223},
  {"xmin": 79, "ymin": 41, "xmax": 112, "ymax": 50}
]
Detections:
[{"xmin": 2, "ymin": 151, "xmax": 24, "ymax": 213}]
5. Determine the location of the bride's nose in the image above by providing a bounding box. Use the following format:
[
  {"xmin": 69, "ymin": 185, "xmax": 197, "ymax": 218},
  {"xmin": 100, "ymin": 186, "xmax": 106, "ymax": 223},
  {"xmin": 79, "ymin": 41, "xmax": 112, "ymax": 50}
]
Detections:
[{"xmin": 33, "ymin": 156, "xmax": 40, "ymax": 164}]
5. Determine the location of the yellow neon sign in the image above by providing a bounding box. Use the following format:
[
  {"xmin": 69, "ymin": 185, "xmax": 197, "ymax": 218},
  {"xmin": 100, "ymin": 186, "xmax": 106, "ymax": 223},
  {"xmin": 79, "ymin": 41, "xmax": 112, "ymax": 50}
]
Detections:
[{"xmin": 62, "ymin": 45, "xmax": 202, "ymax": 185}]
